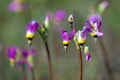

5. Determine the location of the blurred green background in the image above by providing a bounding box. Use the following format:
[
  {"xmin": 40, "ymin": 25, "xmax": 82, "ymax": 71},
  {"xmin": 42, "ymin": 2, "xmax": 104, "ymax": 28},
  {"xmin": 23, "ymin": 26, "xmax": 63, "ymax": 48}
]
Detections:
[{"xmin": 0, "ymin": 0, "xmax": 120, "ymax": 80}]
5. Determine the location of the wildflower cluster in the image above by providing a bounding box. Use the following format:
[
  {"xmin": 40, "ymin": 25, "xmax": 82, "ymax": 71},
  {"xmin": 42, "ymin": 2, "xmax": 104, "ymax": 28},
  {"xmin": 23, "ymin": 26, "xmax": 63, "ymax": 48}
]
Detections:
[
  {"xmin": 6, "ymin": 1, "xmax": 109, "ymax": 80},
  {"xmin": 7, "ymin": 46, "xmax": 35, "ymax": 70},
  {"xmin": 60, "ymin": 1, "xmax": 109, "ymax": 61},
  {"xmin": 61, "ymin": 13, "xmax": 104, "ymax": 61}
]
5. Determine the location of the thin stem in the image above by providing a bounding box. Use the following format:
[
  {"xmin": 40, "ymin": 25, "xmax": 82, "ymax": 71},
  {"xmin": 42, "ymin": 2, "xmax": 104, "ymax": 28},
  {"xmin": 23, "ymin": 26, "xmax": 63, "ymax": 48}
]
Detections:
[
  {"xmin": 73, "ymin": 16, "xmax": 76, "ymax": 32},
  {"xmin": 72, "ymin": 15, "xmax": 83, "ymax": 80},
  {"xmin": 44, "ymin": 41, "xmax": 53, "ymax": 80},
  {"xmin": 98, "ymin": 38, "xmax": 114, "ymax": 80},
  {"xmin": 31, "ymin": 68, "xmax": 36, "ymax": 80},
  {"xmin": 37, "ymin": 30, "xmax": 53, "ymax": 79},
  {"xmin": 22, "ymin": 64, "xmax": 27, "ymax": 80},
  {"xmin": 78, "ymin": 48, "xmax": 83, "ymax": 80}
]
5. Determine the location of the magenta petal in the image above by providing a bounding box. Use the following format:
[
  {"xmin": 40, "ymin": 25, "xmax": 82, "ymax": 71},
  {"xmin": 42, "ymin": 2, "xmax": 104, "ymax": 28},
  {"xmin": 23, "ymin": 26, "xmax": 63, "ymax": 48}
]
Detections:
[
  {"xmin": 22, "ymin": 49, "xmax": 29, "ymax": 58},
  {"xmin": 81, "ymin": 27, "xmax": 87, "ymax": 39},
  {"xmin": 26, "ymin": 20, "xmax": 39, "ymax": 33},
  {"xmin": 7, "ymin": 46, "xmax": 17, "ymax": 59},
  {"xmin": 8, "ymin": 1, "xmax": 22, "ymax": 12},
  {"xmin": 69, "ymin": 29, "xmax": 75, "ymax": 40},
  {"xmin": 61, "ymin": 29, "xmax": 69, "ymax": 41},
  {"xmin": 55, "ymin": 10, "xmax": 66, "ymax": 21},
  {"xmin": 88, "ymin": 14, "xmax": 102, "ymax": 29},
  {"xmin": 85, "ymin": 21, "xmax": 92, "ymax": 32},
  {"xmin": 86, "ymin": 53, "xmax": 91, "ymax": 61},
  {"xmin": 96, "ymin": 31, "xmax": 104, "ymax": 36}
]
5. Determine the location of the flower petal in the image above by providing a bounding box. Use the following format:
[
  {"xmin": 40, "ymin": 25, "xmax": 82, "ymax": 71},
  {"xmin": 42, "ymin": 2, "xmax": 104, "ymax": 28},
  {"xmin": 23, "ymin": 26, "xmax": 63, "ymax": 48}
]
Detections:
[
  {"xmin": 86, "ymin": 53, "xmax": 91, "ymax": 61},
  {"xmin": 96, "ymin": 31, "xmax": 104, "ymax": 36},
  {"xmin": 61, "ymin": 29, "xmax": 69, "ymax": 41},
  {"xmin": 7, "ymin": 46, "xmax": 17, "ymax": 59},
  {"xmin": 26, "ymin": 20, "xmax": 39, "ymax": 33},
  {"xmin": 55, "ymin": 10, "xmax": 66, "ymax": 21},
  {"xmin": 69, "ymin": 29, "xmax": 75, "ymax": 40}
]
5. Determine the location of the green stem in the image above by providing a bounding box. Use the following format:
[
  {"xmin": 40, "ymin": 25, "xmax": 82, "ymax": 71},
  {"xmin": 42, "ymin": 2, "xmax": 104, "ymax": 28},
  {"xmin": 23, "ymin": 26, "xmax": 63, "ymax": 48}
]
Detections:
[
  {"xmin": 22, "ymin": 64, "xmax": 27, "ymax": 80},
  {"xmin": 44, "ymin": 41, "xmax": 53, "ymax": 80},
  {"xmin": 72, "ymin": 15, "xmax": 83, "ymax": 80},
  {"xmin": 31, "ymin": 68, "xmax": 36, "ymax": 80}
]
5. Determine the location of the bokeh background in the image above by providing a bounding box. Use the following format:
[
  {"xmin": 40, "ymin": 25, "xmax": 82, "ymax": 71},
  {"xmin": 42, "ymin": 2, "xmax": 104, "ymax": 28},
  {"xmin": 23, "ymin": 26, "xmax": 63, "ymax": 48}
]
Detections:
[{"xmin": 0, "ymin": 0, "xmax": 120, "ymax": 80}]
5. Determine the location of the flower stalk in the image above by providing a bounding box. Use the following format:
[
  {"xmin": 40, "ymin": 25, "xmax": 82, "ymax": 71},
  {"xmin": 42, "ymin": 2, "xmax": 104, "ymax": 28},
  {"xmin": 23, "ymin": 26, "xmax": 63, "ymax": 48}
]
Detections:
[
  {"xmin": 31, "ymin": 67, "xmax": 36, "ymax": 80},
  {"xmin": 44, "ymin": 41, "xmax": 53, "ymax": 80},
  {"xmin": 68, "ymin": 14, "xmax": 83, "ymax": 80},
  {"xmin": 78, "ymin": 47, "xmax": 83, "ymax": 80},
  {"xmin": 22, "ymin": 64, "xmax": 27, "ymax": 80},
  {"xmin": 37, "ymin": 14, "xmax": 53, "ymax": 80}
]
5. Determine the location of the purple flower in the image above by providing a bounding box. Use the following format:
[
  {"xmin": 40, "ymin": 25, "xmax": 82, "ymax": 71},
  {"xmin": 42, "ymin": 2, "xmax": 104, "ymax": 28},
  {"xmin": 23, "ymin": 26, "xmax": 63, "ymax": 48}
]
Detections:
[
  {"xmin": 84, "ymin": 46, "xmax": 91, "ymax": 61},
  {"xmin": 85, "ymin": 14, "xmax": 104, "ymax": 38},
  {"xmin": 76, "ymin": 27, "xmax": 87, "ymax": 46},
  {"xmin": 7, "ymin": 46, "xmax": 35, "ymax": 70},
  {"xmin": 55, "ymin": 10, "xmax": 66, "ymax": 21},
  {"xmin": 8, "ymin": 0, "xmax": 23, "ymax": 12},
  {"xmin": 25, "ymin": 20, "xmax": 39, "ymax": 45},
  {"xmin": 7, "ymin": 46, "xmax": 17, "ymax": 59},
  {"xmin": 87, "ymin": 14, "xmax": 102, "ymax": 29},
  {"xmin": 61, "ymin": 29, "xmax": 75, "ymax": 51},
  {"xmin": 85, "ymin": 53, "xmax": 91, "ymax": 61},
  {"xmin": 7, "ymin": 46, "xmax": 18, "ymax": 67},
  {"xmin": 22, "ymin": 48, "xmax": 35, "ymax": 70},
  {"xmin": 54, "ymin": 10, "xmax": 66, "ymax": 26}
]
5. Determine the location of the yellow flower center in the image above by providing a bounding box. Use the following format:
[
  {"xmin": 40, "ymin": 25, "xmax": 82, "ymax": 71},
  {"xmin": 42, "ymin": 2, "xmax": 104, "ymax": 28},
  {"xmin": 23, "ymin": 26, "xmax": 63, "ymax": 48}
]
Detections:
[
  {"xmin": 63, "ymin": 40, "xmax": 70, "ymax": 45},
  {"xmin": 10, "ymin": 58, "xmax": 15, "ymax": 67},
  {"xmin": 77, "ymin": 40, "xmax": 85, "ymax": 45},
  {"xmin": 25, "ymin": 33, "xmax": 34, "ymax": 39},
  {"xmin": 90, "ymin": 32, "xmax": 96, "ymax": 37}
]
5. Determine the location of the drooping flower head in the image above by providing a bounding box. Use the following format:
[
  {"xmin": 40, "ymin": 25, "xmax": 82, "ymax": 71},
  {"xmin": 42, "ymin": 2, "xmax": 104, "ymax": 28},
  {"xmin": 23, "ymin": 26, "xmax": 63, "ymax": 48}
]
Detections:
[
  {"xmin": 61, "ymin": 29, "xmax": 75, "ymax": 51},
  {"xmin": 87, "ymin": 14, "xmax": 102, "ymax": 29},
  {"xmin": 98, "ymin": 1, "xmax": 109, "ymax": 14},
  {"xmin": 85, "ymin": 14, "xmax": 104, "ymax": 38},
  {"xmin": 7, "ymin": 46, "xmax": 17, "ymax": 67},
  {"xmin": 25, "ymin": 20, "xmax": 39, "ymax": 45},
  {"xmin": 75, "ymin": 27, "xmax": 87, "ymax": 47},
  {"xmin": 22, "ymin": 48, "xmax": 35, "ymax": 70},
  {"xmin": 7, "ymin": 46, "xmax": 35, "ymax": 70},
  {"xmin": 84, "ymin": 45, "xmax": 91, "ymax": 61}
]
